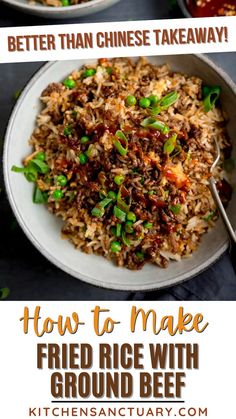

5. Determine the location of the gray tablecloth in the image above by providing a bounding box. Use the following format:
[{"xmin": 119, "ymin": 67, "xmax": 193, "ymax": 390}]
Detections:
[{"xmin": 0, "ymin": 0, "xmax": 235, "ymax": 300}]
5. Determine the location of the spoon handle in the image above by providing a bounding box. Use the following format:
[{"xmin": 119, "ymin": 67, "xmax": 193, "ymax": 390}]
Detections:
[{"xmin": 209, "ymin": 177, "xmax": 236, "ymax": 244}]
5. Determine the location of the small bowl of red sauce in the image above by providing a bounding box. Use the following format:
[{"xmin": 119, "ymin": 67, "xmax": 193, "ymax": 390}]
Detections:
[{"xmin": 177, "ymin": 0, "xmax": 236, "ymax": 18}]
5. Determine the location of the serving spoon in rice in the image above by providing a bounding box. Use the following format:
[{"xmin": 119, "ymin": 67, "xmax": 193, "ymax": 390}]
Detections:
[{"xmin": 209, "ymin": 138, "xmax": 236, "ymax": 244}]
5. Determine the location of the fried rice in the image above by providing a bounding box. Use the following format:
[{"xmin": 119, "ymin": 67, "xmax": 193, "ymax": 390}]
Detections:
[{"xmin": 18, "ymin": 57, "xmax": 233, "ymax": 270}]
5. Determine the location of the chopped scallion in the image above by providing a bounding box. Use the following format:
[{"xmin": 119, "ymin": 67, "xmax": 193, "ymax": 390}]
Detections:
[
  {"xmin": 170, "ymin": 204, "xmax": 182, "ymax": 215},
  {"xmin": 203, "ymin": 211, "xmax": 215, "ymax": 222},
  {"xmin": 202, "ymin": 85, "xmax": 221, "ymax": 112},
  {"xmin": 159, "ymin": 91, "xmax": 179, "ymax": 109},
  {"xmin": 141, "ymin": 117, "xmax": 169, "ymax": 134},
  {"xmin": 113, "ymin": 130, "xmax": 128, "ymax": 156},
  {"xmin": 113, "ymin": 205, "xmax": 126, "ymax": 222},
  {"xmin": 33, "ymin": 187, "xmax": 48, "ymax": 204},
  {"xmin": 115, "ymin": 223, "xmax": 121, "ymax": 238},
  {"xmin": 122, "ymin": 231, "xmax": 130, "ymax": 247},
  {"xmin": 30, "ymin": 159, "xmax": 49, "ymax": 174},
  {"xmin": 91, "ymin": 206, "xmax": 105, "ymax": 218},
  {"xmin": 125, "ymin": 221, "xmax": 134, "ymax": 234},
  {"xmin": 163, "ymin": 134, "xmax": 177, "ymax": 154},
  {"xmin": 117, "ymin": 185, "xmax": 131, "ymax": 213}
]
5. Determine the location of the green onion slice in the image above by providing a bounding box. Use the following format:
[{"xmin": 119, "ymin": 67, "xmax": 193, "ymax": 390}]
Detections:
[
  {"xmin": 111, "ymin": 225, "xmax": 122, "ymax": 238},
  {"xmin": 91, "ymin": 206, "xmax": 105, "ymax": 218},
  {"xmin": 170, "ymin": 204, "xmax": 182, "ymax": 215},
  {"xmin": 116, "ymin": 223, "xmax": 122, "ymax": 237},
  {"xmin": 113, "ymin": 130, "xmax": 128, "ymax": 156},
  {"xmin": 113, "ymin": 205, "xmax": 126, "ymax": 222},
  {"xmin": 33, "ymin": 187, "xmax": 48, "ymax": 204},
  {"xmin": 151, "ymin": 106, "xmax": 162, "ymax": 116},
  {"xmin": 143, "ymin": 222, "xmax": 153, "ymax": 229},
  {"xmin": 163, "ymin": 134, "xmax": 177, "ymax": 154},
  {"xmin": 122, "ymin": 231, "xmax": 130, "ymax": 247},
  {"xmin": 202, "ymin": 85, "xmax": 221, "ymax": 112},
  {"xmin": 151, "ymin": 91, "xmax": 179, "ymax": 115},
  {"xmin": 141, "ymin": 117, "xmax": 169, "ymax": 134},
  {"xmin": 171, "ymin": 144, "xmax": 182, "ymax": 158},
  {"xmin": 203, "ymin": 211, "xmax": 215, "ymax": 222},
  {"xmin": 12, "ymin": 164, "xmax": 38, "ymax": 182},
  {"xmin": 99, "ymin": 189, "xmax": 107, "ymax": 199},
  {"xmin": 91, "ymin": 198, "xmax": 113, "ymax": 218},
  {"xmin": 116, "ymin": 130, "xmax": 127, "ymax": 141},
  {"xmin": 25, "ymin": 170, "xmax": 38, "ymax": 182},
  {"xmin": 85, "ymin": 144, "xmax": 95, "ymax": 158},
  {"xmin": 11, "ymin": 165, "xmax": 27, "ymax": 173},
  {"xmin": 159, "ymin": 91, "xmax": 179, "ymax": 109},
  {"xmin": 30, "ymin": 159, "xmax": 49, "ymax": 174},
  {"xmin": 117, "ymin": 185, "xmax": 131, "ymax": 213},
  {"xmin": 99, "ymin": 197, "xmax": 113, "ymax": 208}
]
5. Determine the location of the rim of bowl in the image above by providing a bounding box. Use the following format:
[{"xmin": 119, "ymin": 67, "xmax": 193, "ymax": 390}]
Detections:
[
  {"xmin": 177, "ymin": 0, "xmax": 193, "ymax": 18},
  {"xmin": 3, "ymin": 54, "xmax": 235, "ymax": 291},
  {"xmin": 1, "ymin": 0, "xmax": 117, "ymax": 14}
]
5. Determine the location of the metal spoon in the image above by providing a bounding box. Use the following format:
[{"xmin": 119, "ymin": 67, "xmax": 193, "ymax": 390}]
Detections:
[{"xmin": 209, "ymin": 138, "xmax": 236, "ymax": 244}]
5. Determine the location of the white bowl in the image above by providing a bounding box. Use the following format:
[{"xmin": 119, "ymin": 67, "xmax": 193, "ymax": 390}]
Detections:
[
  {"xmin": 1, "ymin": 0, "xmax": 120, "ymax": 19},
  {"xmin": 3, "ymin": 55, "xmax": 236, "ymax": 290}
]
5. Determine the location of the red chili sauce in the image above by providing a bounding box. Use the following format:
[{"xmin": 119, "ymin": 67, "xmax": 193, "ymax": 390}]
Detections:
[{"xmin": 187, "ymin": 0, "xmax": 236, "ymax": 17}]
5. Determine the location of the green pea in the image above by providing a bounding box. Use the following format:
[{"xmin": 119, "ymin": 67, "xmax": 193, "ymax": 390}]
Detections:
[
  {"xmin": 56, "ymin": 175, "xmax": 67, "ymax": 187},
  {"xmin": 79, "ymin": 153, "xmax": 88, "ymax": 165},
  {"xmin": 63, "ymin": 78, "xmax": 76, "ymax": 89},
  {"xmin": 61, "ymin": 0, "xmax": 70, "ymax": 5},
  {"xmin": 139, "ymin": 97, "xmax": 151, "ymax": 109},
  {"xmin": 114, "ymin": 175, "xmax": 125, "ymax": 186},
  {"xmin": 35, "ymin": 151, "xmax": 45, "ymax": 161},
  {"xmin": 83, "ymin": 68, "xmax": 96, "ymax": 78},
  {"xmin": 80, "ymin": 136, "xmax": 90, "ymax": 144},
  {"xmin": 125, "ymin": 95, "xmax": 137, "ymax": 107},
  {"xmin": 111, "ymin": 241, "xmax": 122, "ymax": 253},
  {"xmin": 53, "ymin": 189, "xmax": 64, "ymax": 200},
  {"xmin": 144, "ymin": 222, "xmax": 153, "ymax": 229},
  {"xmin": 125, "ymin": 221, "xmax": 134, "ymax": 234},
  {"xmin": 148, "ymin": 95, "xmax": 159, "ymax": 106},
  {"xmin": 126, "ymin": 211, "xmax": 136, "ymax": 222},
  {"xmin": 107, "ymin": 191, "xmax": 117, "ymax": 201}
]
